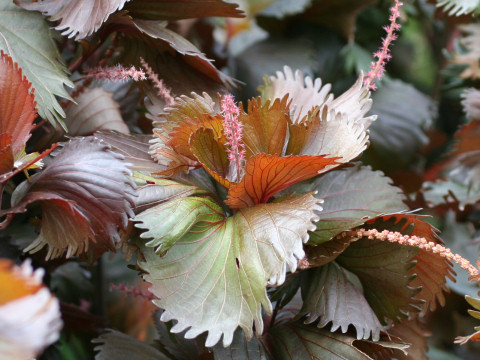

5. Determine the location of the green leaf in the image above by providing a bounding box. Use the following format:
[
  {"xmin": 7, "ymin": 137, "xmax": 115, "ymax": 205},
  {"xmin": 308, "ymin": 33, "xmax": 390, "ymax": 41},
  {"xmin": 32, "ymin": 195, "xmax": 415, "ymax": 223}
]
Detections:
[
  {"xmin": 0, "ymin": 2, "xmax": 73, "ymax": 125},
  {"xmin": 294, "ymin": 163, "xmax": 407, "ymax": 244},
  {"xmin": 213, "ymin": 329, "xmax": 270, "ymax": 360},
  {"xmin": 124, "ymin": 0, "xmax": 244, "ymax": 20},
  {"xmin": 336, "ymin": 237, "xmax": 423, "ymax": 324},
  {"xmin": 366, "ymin": 80, "xmax": 434, "ymax": 169},
  {"xmin": 265, "ymin": 323, "xmax": 374, "ymax": 360},
  {"xmin": 16, "ymin": 0, "xmax": 129, "ymax": 40},
  {"xmin": 137, "ymin": 193, "xmax": 322, "ymax": 347},
  {"xmin": 93, "ymin": 329, "xmax": 171, "ymax": 360},
  {"xmin": 299, "ymin": 262, "xmax": 383, "ymax": 341},
  {"xmin": 7, "ymin": 137, "xmax": 137, "ymax": 260},
  {"xmin": 136, "ymin": 196, "xmax": 223, "ymax": 254}
]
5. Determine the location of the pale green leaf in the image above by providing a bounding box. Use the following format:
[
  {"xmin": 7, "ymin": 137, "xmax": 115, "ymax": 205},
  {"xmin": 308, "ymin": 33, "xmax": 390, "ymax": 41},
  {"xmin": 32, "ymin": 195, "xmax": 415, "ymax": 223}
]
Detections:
[
  {"xmin": 299, "ymin": 262, "xmax": 383, "ymax": 341},
  {"xmin": 0, "ymin": 2, "xmax": 73, "ymax": 125},
  {"xmin": 137, "ymin": 193, "xmax": 322, "ymax": 347},
  {"xmin": 436, "ymin": 0, "xmax": 480, "ymax": 16}
]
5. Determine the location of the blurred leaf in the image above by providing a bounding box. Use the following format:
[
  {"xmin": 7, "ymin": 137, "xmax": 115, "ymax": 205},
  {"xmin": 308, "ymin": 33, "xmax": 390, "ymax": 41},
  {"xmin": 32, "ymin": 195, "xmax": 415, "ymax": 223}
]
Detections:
[
  {"xmin": 93, "ymin": 329, "xmax": 170, "ymax": 360},
  {"xmin": 454, "ymin": 295, "xmax": 480, "ymax": 345},
  {"xmin": 0, "ymin": 51, "xmax": 36, "ymax": 157},
  {"xmin": 436, "ymin": 0, "xmax": 480, "ymax": 16},
  {"xmin": 16, "ymin": 0, "xmax": 129, "ymax": 40},
  {"xmin": 213, "ymin": 328, "xmax": 270, "ymax": 360},
  {"xmin": 336, "ymin": 237, "xmax": 422, "ymax": 324},
  {"xmin": 0, "ymin": 2, "xmax": 73, "ymax": 125},
  {"xmin": 299, "ymin": 262, "xmax": 383, "ymax": 341},
  {"xmin": 7, "ymin": 137, "xmax": 136, "ymax": 260},
  {"xmin": 293, "ymin": 163, "xmax": 407, "ymax": 244},
  {"xmin": 124, "ymin": 0, "xmax": 244, "ymax": 20},
  {"xmin": 257, "ymin": 0, "xmax": 312, "ymax": 19},
  {"xmin": 366, "ymin": 80, "xmax": 435, "ymax": 169},
  {"xmin": 225, "ymin": 154, "xmax": 339, "ymax": 209},
  {"xmin": 64, "ymin": 88, "xmax": 129, "ymax": 136},
  {"xmin": 450, "ymin": 24, "xmax": 480, "ymax": 79},
  {"xmin": 137, "ymin": 193, "xmax": 321, "ymax": 347},
  {"xmin": 442, "ymin": 212, "xmax": 480, "ymax": 298},
  {"xmin": 51, "ymin": 262, "xmax": 92, "ymax": 304}
]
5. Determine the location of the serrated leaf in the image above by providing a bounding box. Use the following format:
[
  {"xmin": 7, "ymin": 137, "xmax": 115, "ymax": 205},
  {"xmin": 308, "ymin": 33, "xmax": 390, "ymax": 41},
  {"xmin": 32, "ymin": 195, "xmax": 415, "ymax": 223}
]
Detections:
[
  {"xmin": 0, "ymin": 51, "xmax": 36, "ymax": 156},
  {"xmin": 387, "ymin": 318, "xmax": 430, "ymax": 360},
  {"xmin": 95, "ymin": 132, "xmax": 167, "ymax": 176},
  {"xmin": 364, "ymin": 214, "xmax": 454, "ymax": 315},
  {"xmin": 136, "ymin": 196, "xmax": 223, "ymax": 254},
  {"xmin": 455, "ymin": 295, "xmax": 480, "ymax": 345},
  {"xmin": 124, "ymin": 0, "xmax": 244, "ymax": 20},
  {"xmin": 239, "ymin": 97, "xmax": 289, "ymax": 158},
  {"xmin": 213, "ymin": 329, "xmax": 270, "ymax": 360},
  {"xmin": 137, "ymin": 193, "xmax": 321, "ymax": 347},
  {"xmin": 225, "ymin": 154, "xmax": 339, "ymax": 209},
  {"xmin": 0, "ymin": 2, "xmax": 73, "ymax": 125},
  {"xmin": 293, "ymin": 163, "xmax": 407, "ymax": 244},
  {"xmin": 436, "ymin": 0, "xmax": 480, "ymax": 16},
  {"xmin": 7, "ymin": 137, "xmax": 136, "ymax": 260},
  {"xmin": 305, "ymin": 235, "xmax": 357, "ymax": 267},
  {"xmin": 265, "ymin": 323, "xmax": 374, "ymax": 360},
  {"xmin": 336, "ymin": 237, "xmax": 423, "ymax": 324},
  {"xmin": 299, "ymin": 262, "xmax": 383, "ymax": 341},
  {"xmin": 64, "ymin": 88, "xmax": 128, "ymax": 136},
  {"xmin": 16, "ymin": 0, "xmax": 130, "ymax": 40},
  {"xmin": 93, "ymin": 329, "xmax": 170, "ymax": 360},
  {"xmin": 366, "ymin": 80, "xmax": 434, "ymax": 168}
]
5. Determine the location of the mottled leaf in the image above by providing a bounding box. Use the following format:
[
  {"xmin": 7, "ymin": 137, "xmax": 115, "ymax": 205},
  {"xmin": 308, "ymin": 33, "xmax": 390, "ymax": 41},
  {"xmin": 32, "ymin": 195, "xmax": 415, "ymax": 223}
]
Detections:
[
  {"xmin": 93, "ymin": 329, "xmax": 170, "ymax": 360},
  {"xmin": 225, "ymin": 154, "xmax": 339, "ymax": 209},
  {"xmin": 293, "ymin": 163, "xmax": 407, "ymax": 244},
  {"xmin": 336, "ymin": 237, "xmax": 422, "ymax": 324},
  {"xmin": 0, "ymin": 2, "xmax": 73, "ymax": 125},
  {"xmin": 8, "ymin": 137, "xmax": 136, "ymax": 260},
  {"xmin": 239, "ymin": 97, "xmax": 289, "ymax": 158},
  {"xmin": 137, "ymin": 193, "xmax": 321, "ymax": 347},
  {"xmin": 299, "ymin": 262, "xmax": 383, "ymax": 341},
  {"xmin": 124, "ymin": 0, "xmax": 244, "ymax": 20},
  {"xmin": 65, "ymin": 88, "xmax": 128, "ymax": 136},
  {"xmin": 16, "ymin": 0, "xmax": 129, "ymax": 40},
  {"xmin": 0, "ymin": 51, "xmax": 36, "ymax": 156}
]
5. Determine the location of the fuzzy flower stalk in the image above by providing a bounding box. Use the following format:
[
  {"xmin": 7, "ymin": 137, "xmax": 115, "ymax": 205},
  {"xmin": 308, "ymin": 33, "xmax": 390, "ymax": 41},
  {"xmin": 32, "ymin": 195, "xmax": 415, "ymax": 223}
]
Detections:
[
  {"xmin": 352, "ymin": 228, "xmax": 480, "ymax": 281},
  {"xmin": 140, "ymin": 57, "xmax": 175, "ymax": 106},
  {"xmin": 364, "ymin": 0, "xmax": 403, "ymax": 90},
  {"xmin": 221, "ymin": 94, "xmax": 246, "ymax": 182},
  {"xmin": 85, "ymin": 65, "xmax": 146, "ymax": 82}
]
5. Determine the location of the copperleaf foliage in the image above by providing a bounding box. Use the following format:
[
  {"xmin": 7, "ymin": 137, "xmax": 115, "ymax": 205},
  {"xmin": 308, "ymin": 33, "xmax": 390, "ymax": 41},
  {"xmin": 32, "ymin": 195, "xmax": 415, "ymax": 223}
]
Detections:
[
  {"xmin": 136, "ymin": 193, "xmax": 321, "ymax": 347},
  {"xmin": 16, "ymin": 0, "xmax": 130, "ymax": 40},
  {"xmin": 6, "ymin": 137, "xmax": 136, "ymax": 260},
  {"xmin": 0, "ymin": 2, "xmax": 73, "ymax": 125}
]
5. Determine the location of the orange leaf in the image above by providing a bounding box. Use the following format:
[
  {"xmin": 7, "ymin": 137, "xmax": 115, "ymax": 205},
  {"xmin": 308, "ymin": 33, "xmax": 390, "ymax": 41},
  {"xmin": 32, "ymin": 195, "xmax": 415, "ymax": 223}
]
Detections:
[
  {"xmin": 239, "ymin": 97, "xmax": 289, "ymax": 159},
  {"xmin": 190, "ymin": 127, "xmax": 232, "ymax": 189},
  {"xmin": 0, "ymin": 51, "xmax": 36, "ymax": 156},
  {"xmin": 285, "ymin": 107, "xmax": 320, "ymax": 155},
  {"xmin": 225, "ymin": 154, "xmax": 339, "ymax": 209}
]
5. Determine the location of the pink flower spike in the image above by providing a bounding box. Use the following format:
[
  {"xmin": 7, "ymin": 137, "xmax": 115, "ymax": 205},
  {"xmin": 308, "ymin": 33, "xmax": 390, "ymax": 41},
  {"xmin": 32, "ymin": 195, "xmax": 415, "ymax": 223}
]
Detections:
[
  {"xmin": 364, "ymin": 0, "xmax": 403, "ymax": 91},
  {"xmin": 140, "ymin": 57, "xmax": 175, "ymax": 106},
  {"xmin": 221, "ymin": 94, "xmax": 246, "ymax": 182},
  {"xmin": 85, "ymin": 65, "xmax": 146, "ymax": 82}
]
